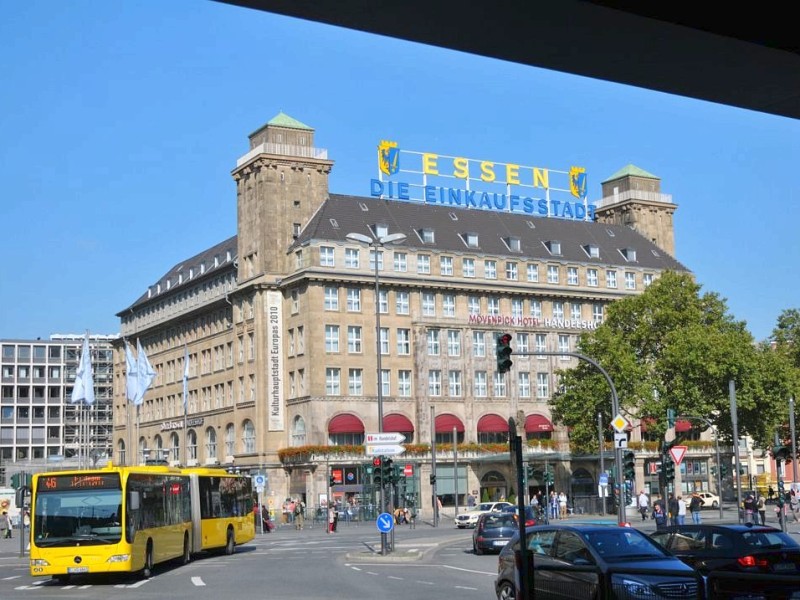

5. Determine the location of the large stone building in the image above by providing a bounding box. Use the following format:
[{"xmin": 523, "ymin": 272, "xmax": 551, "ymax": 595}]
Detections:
[{"xmin": 113, "ymin": 112, "xmax": 727, "ymax": 515}]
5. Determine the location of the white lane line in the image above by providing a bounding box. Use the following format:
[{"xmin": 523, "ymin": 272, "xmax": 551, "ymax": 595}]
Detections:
[
  {"xmin": 191, "ymin": 576, "xmax": 206, "ymax": 586},
  {"xmin": 455, "ymin": 585, "xmax": 479, "ymax": 590},
  {"xmin": 415, "ymin": 580, "xmax": 435, "ymax": 585},
  {"xmin": 387, "ymin": 575, "xmax": 403, "ymax": 580},
  {"xmin": 127, "ymin": 579, "xmax": 150, "ymax": 588}
]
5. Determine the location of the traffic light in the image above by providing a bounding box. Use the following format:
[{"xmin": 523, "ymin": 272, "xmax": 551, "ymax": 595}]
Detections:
[
  {"xmin": 663, "ymin": 457, "xmax": 675, "ymax": 481},
  {"xmin": 429, "ymin": 473, "xmax": 437, "ymax": 485},
  {"xmin": 667, "ymin": 408, "xmax": 676, "ymax": 429},
  {"xmin": 496, "ymin": 333, "xmax": 513, "ymax": 373},
  {"xmin": 710, "ymin": 466, "xmax": 717, "ymax": 476},
  {"xmin": 773, "ymin": 444, "xmax": 791, "ymax": 463},
  {"xmin": 720, "ymin": 464, "xmax": 728, "ymax": 478},
  {"xmin": 329, "ymin": 475, "xmax": 336, "ymax": 487},
  {"xmin": 525, "ymin": 464, "xmax": 535, "ymax": 480},
  {"xmin": 382, "ymin": 458, "xmax": 394, "ymax": 483},
  {"xmin": 10, "ymin": 473, "xmax": 20, "ymax": 489},
  {"xmin": 373, "ymin": 457, "xmax": 383, "ymax": 485},
  {"xmin": 623, "ymin": 451, "xmax": 635, "ymax": 480},
  {"xmin": 543, "ymin": 467, "xmax": 554, "ymax": 485},
  {"xmin": 624, "ymin": 481, "xmax": 633, "ymax": 505}
]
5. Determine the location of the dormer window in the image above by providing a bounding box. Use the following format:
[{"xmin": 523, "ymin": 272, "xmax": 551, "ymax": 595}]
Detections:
[
  {"xmin": 503, "ymin": 236, "xmax": 521, "ymax": 252},
  {"xmin": 417, "ymin": 228, "xmax": 435, "ymax": 244},
  {"xmin": 582, "ymin": 244, "xmax": 600, "ymax": 258},
  {"xmin": 620, "ymin": 247, "xmax": 637, "ymax": 262},
  {"xmin": 544, "ymin": 240, "xmax": 561, "ymax": 256},
  {"xmin": 374, "ymin": 223, "xmax": 389, "ymax": 237},
  {"xmin": 461, "ymin": 232, "xmax": 479, "ymax": 248}
]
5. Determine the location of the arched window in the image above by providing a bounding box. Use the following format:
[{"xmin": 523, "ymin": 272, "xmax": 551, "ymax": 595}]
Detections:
[
  {"xmin": 383, "ymin": 413, "xmax": 415, "ymax": 444},
  {"xmin": 571, "ymin": 467, "xmax": 594, "ymax": 496},
  {"xmin": 117, "ymin": 439, "xmax": 126, "ymax": 466},
  {"xmin": 205, "ymin": 427, "xmax": 217, "ymax": 462},
  {"xmin": 434, "ymin": 413, "xmax": 465, "ymax": 445},
  {"xmin": 327, "ymin": 413, "xmax": 365, "ymax": 446},
  {"xmin": 187, "ymin": 429, "xmax": 197, "ymax": 460},
  {"xmin": 525, "ymin": 413, "xmax": 554, "ymax": 441},
  {"xmin": 291, "ymin": 415, "xmax": 307, "ymax": 447},
  {"xmin": 225, "ymin": 423, "xmax": 235, "ymax": 457},
  {"xmin": 242, "ymin": 419, "xmax": 255, "ymax": 453},
  {"xmin": 138, "ymin": 437, "xmax": 147, "ymax": 464},
  {"xmin": 477, "ymin": 414, "xmax": 509, "ymax": 444},
  {"xmin": 479, "ymin": 470, "xmax": 508, "ymax": 502},
  {"xmin": 170, "ymin": 432, "xmax": 180, "ymax": 462}
]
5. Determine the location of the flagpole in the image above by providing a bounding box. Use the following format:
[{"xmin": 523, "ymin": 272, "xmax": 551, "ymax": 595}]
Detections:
[{"xmin": 182, "ymin": 345, "xmax": 188, "ymax": 466}]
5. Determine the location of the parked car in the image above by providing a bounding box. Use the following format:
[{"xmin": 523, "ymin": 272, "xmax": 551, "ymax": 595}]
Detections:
[
  {"xmin": 500, "ymin": 504, "xmax": 538, "ymax": 527},
  {"xmin": 695, "ymin": 491, "xmax": 720, "ymax": 509},
  {"xmin": 496, "ymin": 523, "xmax": 701, "ymax": 600},
  {"xmin": 473, "ymin": 511, "xmax": 519, "ymax": 555},
  {"xmin": 454, "ymin": 501, "xmax": 513, "ymax": 528},
  {"xmin": 648, "ymin": 524, "xmax": 800, "ymax": 599}
]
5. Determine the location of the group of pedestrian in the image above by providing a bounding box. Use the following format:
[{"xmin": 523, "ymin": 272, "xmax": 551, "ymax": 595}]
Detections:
[
  {"xmin": 742, "ymin": 493, "xmax": 769, "ymax": 525},
  {"xmin": 546, "ymin": 490, "xmax": 569, "ymax": 519},
  {"xmin": 639, "ymin": 490, "xmax": 704, "ymax": 531}
]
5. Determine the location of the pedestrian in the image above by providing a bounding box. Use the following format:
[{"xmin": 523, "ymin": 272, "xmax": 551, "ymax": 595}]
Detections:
[
  {"xmin": 790, "ymin": 490, "xmax": 800, "ymax": 523},
  {"xmin": 668, "ymin": 494, "xmax": 679, "ymax": 526},
  {"xmin": 637, "ymin": 490, "xmax": 650, "ymax": 521},
  {"xmin": 467, "ymin": 493, "xmax": 476, "ymax": 509},
  {"xmin": 689, "ymin": 492, "xmax": 703, "ymax": 524},
  {"xmin": 756, "ymin": 494, "xmax": 766, "ymax": 525},
  {"xmin": 549, "ymin": 491, "xmax": 559, "ymax": 520},
  {"xmin": 0, "ymin": 511, "xmax": 11, "ymax": 539},
  {"xmin": 327, "ymin": 505, "xmax": 335, "ymax": 533},
  {"xmin": 768, "ymin": 485, "xmax": 775, "ymax": 501},
  {"xmin": 652, "ymin": 503, "xmax": 667, "ymax": 531},
  {"xmin": 743, "ymin": 493, "xmax": 756, "ymax": 524},
  {"xmin": 262, "ymin": 505, "xmax": 273, "ymax": 532},
  {"xmin": 677, "ymin": 495, "xmax": 687, "ymax": 525},
  {"xmin": 294, "ymin": 498, "xmax": 305, "ymax": 530},
  {"xmin": 558, "ymin": 492, "xmax": 568, "ymax": 519}
]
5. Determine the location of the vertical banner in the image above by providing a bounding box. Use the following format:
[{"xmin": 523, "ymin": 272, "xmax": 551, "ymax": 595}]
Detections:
[{"xmin": 266, "ymin": 290, "xmax": 284, "ymax": 431}]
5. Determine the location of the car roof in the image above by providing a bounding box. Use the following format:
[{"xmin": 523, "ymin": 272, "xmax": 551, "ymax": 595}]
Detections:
[{"xmin": 659, "ymin": 524, "xmax": 780, "ymax": 533}]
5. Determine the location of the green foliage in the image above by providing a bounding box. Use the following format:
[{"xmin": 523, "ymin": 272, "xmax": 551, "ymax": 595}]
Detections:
[
  {"xmin": 508, "ymin": 487, "xmax": 516, "ymax": 503},
  {"xmin": 482, "ymin": 488, "xmax": 490, "ymax": 502},
  {"xmin": 549, "ymin": 271, "xmax": 797, "ymax": 454}
]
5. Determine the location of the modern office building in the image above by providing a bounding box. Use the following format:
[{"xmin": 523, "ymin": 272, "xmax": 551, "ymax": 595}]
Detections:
[
  {"xmin": 0, "ymin": 335, "xmax": 116, "ymax": 482},
  {"xmin": 113, "ymin": 112, "xmax": 746, "ymax": 514}
]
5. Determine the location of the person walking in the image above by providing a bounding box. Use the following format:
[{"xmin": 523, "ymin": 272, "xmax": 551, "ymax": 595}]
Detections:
[
  {"xmin": 294, "ymin": 498, "xmax": 305, "ymax": 530},
  {"xmin": 327, "ymin": 505, "xmax": 336, "ymax": 533},
  {"xmin": 790, "ymin": 490, "xmax": 800, "ymax": 523},
  {"xmin": 743, "ymin": 494, "xmax": 756, "ymax": 525},
  {"xmin": 467, "ymin": 493, "xmax": 476, "ymax": 509},
  {"xmin": 756, "ymin": 494, "xmax": 766, "ymax": 525},
  {"xmin": 667, "ymin": 494, "xmax": 679, "ymax": 527},
  {"xmin": 558, "ymin": 492, "xmax": 568, "ymax": 519},
  {"xmin": 637, "ymin": 490, "xmax": 650, "ymax": 522},
  {"xmin": 549, "ymin": 491, "xmax": 559, "ymax": 520},
  {"xmin": 652, "ymin": 503, "xmax": 667, "ymax": 531},
  {"xmin": 676, "ymin": 495, "xmax": 687, "ymax": 525},
  {"xmin": 0, "ymin": 511, "xmax": 11, "ymax": 539},
  {"xmin": 689, "ymin": 492, "xmax": 703, "ymax": 524}
]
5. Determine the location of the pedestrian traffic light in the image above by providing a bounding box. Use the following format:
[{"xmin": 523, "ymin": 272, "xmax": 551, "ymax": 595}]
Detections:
[
  {"xmin": 10, "ymin": 473, "xmax": 20, "ymax": 489},
  {"xmin": 429, "ymin": 473, "xmax": 436, "ymax": 485},
  {"xmin": 663, "ymin": 456, "xmax": 675, "ymax": 481},
  {"xmin": 720, "ymin": 464, "xmax": 728, "ymax": 478},
  {"xmin": 543, "ymin": 467, "xmax": 554, "ymax": 485},
  {"xmin": 667, "ymin": 408, "xmax": 676, "ymax": 429},
  {"xmin": 329, "ymin": 475, "xmax": 336, "ymax": 487},
  {"xmin": 382, "ymin": 458, "xmax": 394, "ymax": 483},
  {"xmin": 373, "ymin": 457, "xmax": 383, "ymax": 485},
  {"xmin": 624, "ymin": 481, "xmax": 632, "ymax": 505},
  {"xmin": 525, "ymin": 464, "xmax": 535, "ymax": 480},
  {"xmin": 496, "ymin": 333, "xmax": 513, "ymax": 374},
  {"xmin": 623, "ymin": 451, "xmax": 635, "ymax": 480}
]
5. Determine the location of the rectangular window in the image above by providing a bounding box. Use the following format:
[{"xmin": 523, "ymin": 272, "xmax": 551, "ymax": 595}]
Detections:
[
  {"xmin": 593, "ymin": 303, "xmax": 604, "ymax": 322},
  {"xmin": 527, "ymin": 263, "xmax": 539, "ymax": 282},
  {"xmin": 463, "ymin": 257, "xmax": 476, "ymax": 278},
  {"xmin": 368, "ymin": 249, "xmax": 384, "ymax": 271},
  {"xmin": 428, "ymin": 370, "xmax": 442, "ymax": 396},
  {"xmin": 347, "ymin": 326, "xmax": 362, "ymax": 353},
  {"xmin": 324, "ymin": 286, "xmax": 339, "ymax": 310},
  {"xmin": 417, "ymin": 254, "xmax": 431, "ymax": 274},
  {"xmin": 440, "ymin": 255, "xmax": 453, "ymax": 276},
  {"xmin": 468, "ymin": 296, "xmax": 481, "ymax": 315},
  {"xmin": 558, "ymin": 334, "xmax": 570, "ymax": 358},
  {"xmin": 346, "ymin": 288, "xmax": 361, "ymax": 312},
  {"xmin": 571, "ymin": 303, "xmax": 582, "ymax": 320},
  {"xmin": 448, "ymin": 370, "xmax": 462, "ymax": 397},
  {"xmin": 397, "ymin": 370, "xmax": 411, "ymax": 397},
  {"xmin": 487, "ymin": 296, "xmax": 500, "ymax": 315},
  {"xmin": 291, "ymin": 290, "xmax": 299, "ymax": 313},
  {"xmin": 393, "ymin": 252, "xmax": 407, "ymax": 272},
  {"xmin": 378, "ymin": 290, "xmax": 389, "ymax": 314},
  {"xmin": 380, "ymin": 369, "xmax": 390, "ymax": 397},
  {"xmin": 484, "ymin": 260, "xmax": 497, "ymax": 279},
  {"xmin": 506, "ymin": 262, "xmax": 518, "ymax": 280},
  {"xmin": 442, "ymin": 294, "xmax": 456, "ymax": 317},
  {"xmin": 511, "ymin": 298, "xmax": 524, "ymax": 319},
  {"xmin": 325, "ymin": 325, "xmax": 340, "ymax": 352},
  {"xmin": 552, "ymin": 301, "xmax": 564, "ymax": 319},
  {"xmin": 348, "ymin": 369, "xmax": 363, "ymax": 395},
  {"xmin": 473, "ymin": 371, "xmax": 487, "ymax": 397},
  {"xmin": 320, "ymin": 245, "xmax": 335, "ymax": 267},
  {"xmin": 518, "ymin": 372, "xmax": 531, "ymax": 398},
  {"xmin": 422, "ymin": 292, "xmax": 436, "ymax": 316},
  {"xmin": 427, "ymin": 329, "xmax": 440, "ymax": 355},
  {"xmin": 344, "ymin": 248, "xmax": 359, "ymax": 268},
  {"xmin": 397, "ymin": 329, "xmax": 411, "ymax": 355},
  {"xmin": 606, "ymin": 270, "xmax": 618, "ymax": 288},
  {"xmin": 447, "ymin": 330, "xmax": 461, "ymax": 356},
  {"xmin": 567, "ymin": 267, "xmax": 579, "ymax": 285},
  {"xmin": 395, "ymin": 290, "xmax": 410, "ymax": 315},
  {"xmin": 530, "ymin": 299, "xmax": 542, "ymax": 319},
  {"xmin": 587, "ymin": 268, "xmax": 599, "ymax": 287},
  {"xmin": 472, "ymin": 331, "xmax": 486, "ymax": 357},
  {"xmin": 535, "ymin": 333, "xmax": 547, "ymax": 356},
  {"xmin": 625, "ymin": 272, "xmax": 637, "ymax": 290},
  {"xmin": 547, "ymin": 265, "xmax": 559, "ymax": 284},
  {"xmin": 493, "ymin": 372, "xmax": 507, "ymax": 397},
  {"xmin": 380, "ymin": 327, "xmax": 389, "ymax": 355},
  {"xmin": 644, "ymin": 273, "xmax": 654, "ymax": 287},
  {"xmin": 537, "ymin": 373, "xmax": 550, "ymax": 398},
  {"xmin": 517, "ymin": 332, "xmax": 529, "ymax": 353},
  {"xmin": 325, "ymin": 368, "xmax": 341, "ymax": 395}
]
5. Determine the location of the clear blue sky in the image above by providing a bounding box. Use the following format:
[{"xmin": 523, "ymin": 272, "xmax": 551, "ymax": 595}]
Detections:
[{"xmin": 2, "ymin": 0, "xmax": 798, "ymax": 342}]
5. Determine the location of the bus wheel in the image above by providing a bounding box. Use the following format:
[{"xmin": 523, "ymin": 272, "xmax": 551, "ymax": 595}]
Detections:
[
  {"xmin": 54, "ymin": 575, "xmax": 70, "ymax": 584},
  {"xmin": 224, "ymin": 528, "xmax": 235, "ymax": 555},
  {"xmin": 181, "ymin": 533, "xmax": 191, "ymax": 565},
  {"xmin": 143, "ymin": 542, "xmax": 154, "ymax": 578}
]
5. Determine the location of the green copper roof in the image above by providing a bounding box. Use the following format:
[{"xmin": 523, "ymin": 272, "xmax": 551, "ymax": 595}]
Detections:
[
  {"xmin": 603, "ymin": 164, "xmax": 658, "ymax": 183},
  {"xmin": 267, "ymin": 111, "xmax": 312, "ymax": 130}
]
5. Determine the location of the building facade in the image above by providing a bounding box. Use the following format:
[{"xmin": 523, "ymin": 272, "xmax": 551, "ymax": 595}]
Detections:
[
  {"xmin": 113, "ymin": 113, "xmax": 748, "ymax": 516},
  {"xmin": 0, "ymin": 335, "xmax": 115, "ymax": 482}
]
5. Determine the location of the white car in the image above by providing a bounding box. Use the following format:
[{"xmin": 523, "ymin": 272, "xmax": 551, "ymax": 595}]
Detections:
[
  {"xmin": 696, "ymin": 491, "xmax": 720, "ymax": 508},
  {"xmin": 454, "ymin": 501, "xmax": 513, "ymax": 528}
]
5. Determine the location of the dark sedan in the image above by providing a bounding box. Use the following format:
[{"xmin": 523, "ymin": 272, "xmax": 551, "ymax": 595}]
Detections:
[
  {"xmin": 496, "ymin": 523, "xmax": 701, "ymax": 600},
  {"xmin": 473, "ymin": 511, "xmax": 519, "ymax": 555},
  {"xmin": 649, "ymin": 524, "xmax": 800, "ymax": 599},
  {"xmin": 500, "ymin": 504, "xmax": 538, "ymax": 527}
]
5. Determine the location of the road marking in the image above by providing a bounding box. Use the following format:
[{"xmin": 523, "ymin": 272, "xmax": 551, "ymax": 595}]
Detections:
[
  {"xmin": 455, "ymin": 585, "xmax": 479, "ymax": 590},
  {"xmin": 191, "ymin": 576, "xmax": 206, "ymax": 586},
  {"xmin": 387, "ymin": 575, "xmax": 403, "ymax": 580}
]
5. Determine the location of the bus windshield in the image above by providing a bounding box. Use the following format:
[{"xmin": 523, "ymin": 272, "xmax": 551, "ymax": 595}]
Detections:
[{"xmin": 33, "ymin": 473, "xmax": 122, "ymax": 547}]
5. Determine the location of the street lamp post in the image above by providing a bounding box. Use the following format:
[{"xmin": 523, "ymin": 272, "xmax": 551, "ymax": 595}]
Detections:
[{"xmin": 346, "ymin": 230, "xmax": 407, "ymax": 554}]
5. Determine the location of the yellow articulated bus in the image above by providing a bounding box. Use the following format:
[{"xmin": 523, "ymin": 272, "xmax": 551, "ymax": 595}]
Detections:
[{"xmin": 29, "ymin": 463, "xmax": 254, "ymax": 583}]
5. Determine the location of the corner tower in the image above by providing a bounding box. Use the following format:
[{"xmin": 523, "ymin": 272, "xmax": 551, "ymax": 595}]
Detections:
[
  {"xmin": 594, "ymin": 164, "xmax": 677, "ymax": 257},
  {"xmin": 231, "ymin": 112, "xmax": 334, "ymax": 280}
]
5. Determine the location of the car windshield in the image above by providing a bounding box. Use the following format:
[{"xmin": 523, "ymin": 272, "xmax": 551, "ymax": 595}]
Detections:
[
  {"xmin": 477, "ymin": 503, "xmax": 496, "ymax": 511},
  {"xmin": 483, "ymin": 513, "xmax": 516, "ymax": 529},
  {"xmin": 585, "ymin": 530, "xmax": 668, "ymax": 561}
]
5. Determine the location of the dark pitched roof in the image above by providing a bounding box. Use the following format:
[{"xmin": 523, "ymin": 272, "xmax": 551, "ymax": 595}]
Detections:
[{"xmin": 293, "ymin": 194, "xmax": 688, "ymax": 272}]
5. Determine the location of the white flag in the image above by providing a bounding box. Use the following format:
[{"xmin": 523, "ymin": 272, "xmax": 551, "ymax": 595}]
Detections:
[
  {"xmin": 182, "ymin": 345, "xmax": 189, "ymax": 413},
  {"xmin": 125, "ymin": 341, "xmax": 139, "ymax": 403},
  {"xmin": 70, "ymin": 333, "xmax": 95, "ymax": 405},
  {"xmin": 134, "ymin": 338, "xmax": 156, "ymax": 406}
]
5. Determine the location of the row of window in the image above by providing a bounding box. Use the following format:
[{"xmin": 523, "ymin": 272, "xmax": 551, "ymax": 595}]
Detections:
[
  {"xmin": 315, "ymin": 245, "xmax": 654, "ymax": 288},
  {"xmin": 312, "ymin": 286, "xmax": 607, "ymax": 321},
  {"xmin": 120, "ymin": 420, "xmax": 256, "ymax": 463},
  {"xmin": 0, "ymin": 344, "xmax": 114, "ymax": 362}
]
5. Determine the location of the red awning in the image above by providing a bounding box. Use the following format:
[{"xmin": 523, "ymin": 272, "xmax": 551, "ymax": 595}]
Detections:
[
  {"xmin": 383, "ymin": 413, "xmax": 414, "ymax": 433},
  {"xmin": 327, "ymin": 413, "xmax": 365, "ymax": 434},
  {"xmin": 434, "ymin": 413, "xmax": 465, "ymax": 433},
  {"xmin": 639, "ymin": 418, "xmax": 656, "ymax": 433},
  {"xmin": 477, "ymin": 414, "xmax": 509, "ymax": 433},
  {"xmin": 525, "ymin": 413, "xmax": 554, "ymax": 433},
  {"xmin": 675, "ymin": 419, "xmax": 692, "ymax": 432}
]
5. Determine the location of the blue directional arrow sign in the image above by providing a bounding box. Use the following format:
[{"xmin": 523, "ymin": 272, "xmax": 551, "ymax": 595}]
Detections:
[{"xmin": 376, "ymin": 512, "xmax": 395, "ymax": 533}]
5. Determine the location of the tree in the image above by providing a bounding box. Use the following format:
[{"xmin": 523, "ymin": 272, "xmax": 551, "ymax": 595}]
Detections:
[{"xmin": 550, "ymin": 271, "xmax": 792, "ymax": 453}]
